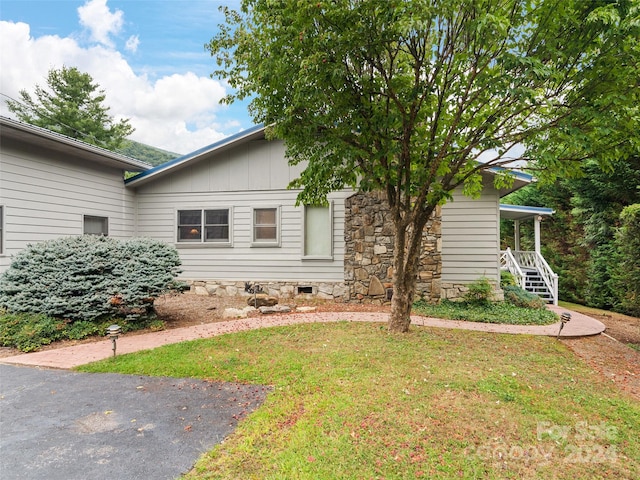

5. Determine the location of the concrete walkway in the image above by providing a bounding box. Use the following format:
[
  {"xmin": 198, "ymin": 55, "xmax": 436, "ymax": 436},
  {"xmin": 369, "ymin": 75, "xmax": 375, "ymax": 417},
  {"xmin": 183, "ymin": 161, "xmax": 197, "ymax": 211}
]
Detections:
[{"xmin": 0, "ymin": 306, "xmax": 604, "ymax": 370}]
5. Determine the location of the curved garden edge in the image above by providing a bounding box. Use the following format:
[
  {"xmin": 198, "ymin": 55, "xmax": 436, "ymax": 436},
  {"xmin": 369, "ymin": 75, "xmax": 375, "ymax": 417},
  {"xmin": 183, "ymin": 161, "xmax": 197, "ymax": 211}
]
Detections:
[{"xmin": 0, "ymin": 306, "xmax": 604, "ymax": 370}]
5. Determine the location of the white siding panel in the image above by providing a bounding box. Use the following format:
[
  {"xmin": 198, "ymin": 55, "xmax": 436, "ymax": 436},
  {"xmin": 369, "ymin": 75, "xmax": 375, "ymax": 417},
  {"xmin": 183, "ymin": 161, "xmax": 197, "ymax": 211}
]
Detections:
[
  {"xmin": 441, "ymin": 182, "xmax": 501, "ymax": 284},
  {"xmin": 134, "ymin": 185, "xmax": 350, "ymax": 282},
  {"xmin": 0, "ymin": 142, "xmax": 136, "ymax": 272}
]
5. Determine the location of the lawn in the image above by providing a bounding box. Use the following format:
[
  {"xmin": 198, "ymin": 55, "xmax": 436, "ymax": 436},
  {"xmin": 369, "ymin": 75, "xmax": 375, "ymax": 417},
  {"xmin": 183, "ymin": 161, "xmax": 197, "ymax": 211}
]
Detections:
[{"xmin": 79, "ymin": 322, "xmax": 639, "ymax": 479}]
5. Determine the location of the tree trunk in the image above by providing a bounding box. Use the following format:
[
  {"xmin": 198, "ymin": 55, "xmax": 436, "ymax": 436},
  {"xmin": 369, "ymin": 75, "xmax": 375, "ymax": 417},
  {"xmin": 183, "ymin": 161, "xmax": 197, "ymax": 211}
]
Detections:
[
  {"xmin": 389, "ymin": 274, "xmax": 417, "ymax": 333},
  {"xmin": 387, "ymin": 211, "xmax": 430, "ymax": 333}
]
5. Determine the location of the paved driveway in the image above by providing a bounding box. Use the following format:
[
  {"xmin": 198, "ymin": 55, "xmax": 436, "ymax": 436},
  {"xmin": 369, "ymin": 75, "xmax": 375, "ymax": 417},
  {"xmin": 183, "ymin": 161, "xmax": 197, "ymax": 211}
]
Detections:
[{"xmin": 0, "ymin": 365, "xmax": 269, "ymax": 480}]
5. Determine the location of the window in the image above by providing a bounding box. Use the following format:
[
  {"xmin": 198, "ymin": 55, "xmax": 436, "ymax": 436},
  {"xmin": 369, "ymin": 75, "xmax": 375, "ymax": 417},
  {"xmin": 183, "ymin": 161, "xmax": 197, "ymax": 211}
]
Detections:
[
  {"xmin": 177, "ymin": 209, "xmax": 231, "ymax": 244},
  {"xmin": 252, "ymin": 207, "xmax": 279, "ymax": 246},
  {"xmin": 303, "ymin": 204, "xmax": 332, "ymax": 258},
  {"xmin": 83, "ymin": 215, "xmax": 108, "ymax": 236}
]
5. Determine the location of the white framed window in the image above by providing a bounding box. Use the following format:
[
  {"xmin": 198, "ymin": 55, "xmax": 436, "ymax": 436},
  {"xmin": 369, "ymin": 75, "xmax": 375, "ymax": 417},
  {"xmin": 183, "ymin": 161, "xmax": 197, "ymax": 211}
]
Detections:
[
  {"xmin": 83, "ymin": 215, "xmax": 108, "ymax": 236},
  {"xmin": 177, "ymin": 208, "xmax": 232, "ymax": 245},
  {"xmin": 303, "ymin": 203, "xmax": 333, "ymax": 259},
  {"xmin": 252, "ymin": 206, "xmax": 280, "ymax": 246}
]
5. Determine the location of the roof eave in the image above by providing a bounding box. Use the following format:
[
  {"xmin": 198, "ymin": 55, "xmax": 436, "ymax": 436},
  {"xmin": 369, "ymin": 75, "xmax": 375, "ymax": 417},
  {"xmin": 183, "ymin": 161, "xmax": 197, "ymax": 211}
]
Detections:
[{"xmin": 0, "ymin": 116, "xmax": 152, "ymax": 171}]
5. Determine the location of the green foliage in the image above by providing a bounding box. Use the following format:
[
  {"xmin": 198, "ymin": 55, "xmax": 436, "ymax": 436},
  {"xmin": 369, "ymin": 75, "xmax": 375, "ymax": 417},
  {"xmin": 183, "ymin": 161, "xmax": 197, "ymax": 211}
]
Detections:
[
  {"xmin": 118, "ymin": 140, "xmax": 179, "ymax": 166},
  {"xmin": 502, "ymin": 155, "xmax": 640, "ymax": 307},
  {"xmin": 414, "ymin": 299, "xmax": 558, "ymax": 325},
  {"xmin": 0, "ymin": 311, "xmax": 167, "ymax": 352},
  {"xmin": 463, "ymin": 277, "xmax": 495, "ymax": 306},
  {"xmin": 503, "ymin": 285, "xmax": 547, "ymax": 310},
  {"xmin": 0, "ymin": 236, "xmax": 185, "ymax": 323},
  {"xmin": 613, "ymin": 204, "xmax": 640, "ymax": 316},
  {"xmin": 500, "ymin": 270, "xmax": 518, "ymax": 287},
  {"xmin": 0, "ymin": 312, "xmax": 67, "ymax": 352},
  {"xmin": 5, "ymin": 66, "xmax": 134, "ymax": 150},
  {"xmin": 209, "ymin": 0, "xmax": 640, "ymax": 330}
]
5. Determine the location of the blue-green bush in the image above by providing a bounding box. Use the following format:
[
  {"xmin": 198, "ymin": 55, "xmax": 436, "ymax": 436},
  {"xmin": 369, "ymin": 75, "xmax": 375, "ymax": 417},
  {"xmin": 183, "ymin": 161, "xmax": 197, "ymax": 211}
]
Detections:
[{"xmin": 0, "ymin": 236, "xmax": 185, "ymax": 322}]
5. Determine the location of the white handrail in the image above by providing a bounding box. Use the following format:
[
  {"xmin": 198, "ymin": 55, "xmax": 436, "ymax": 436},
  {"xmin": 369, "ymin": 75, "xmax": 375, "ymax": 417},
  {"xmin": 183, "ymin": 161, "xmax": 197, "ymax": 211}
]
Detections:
[
  {"xmin": 511, "ymin": 250, "xmax": 559, "ymax": 305},
  {"xmin": 500, "ymin": 248, "xmax": 526, "ymax": 289}
]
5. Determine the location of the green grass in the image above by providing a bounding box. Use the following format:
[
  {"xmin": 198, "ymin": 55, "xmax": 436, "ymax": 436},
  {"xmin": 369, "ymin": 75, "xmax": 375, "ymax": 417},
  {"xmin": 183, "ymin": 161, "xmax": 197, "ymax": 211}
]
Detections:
[
  {"xmin": 79, "ymin": 322, "xmax": 639, "ymax": 479},
  {"xmin": 413, "ymin": 299, "xmax": 559, "ymax": 325}
]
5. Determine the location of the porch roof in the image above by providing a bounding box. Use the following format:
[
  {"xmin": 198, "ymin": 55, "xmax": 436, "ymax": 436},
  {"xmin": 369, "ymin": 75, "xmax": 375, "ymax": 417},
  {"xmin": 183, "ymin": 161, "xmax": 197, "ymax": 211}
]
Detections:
[{"xmin": 500, "ymin": 204, "xmax": 554, "ymax": 221}]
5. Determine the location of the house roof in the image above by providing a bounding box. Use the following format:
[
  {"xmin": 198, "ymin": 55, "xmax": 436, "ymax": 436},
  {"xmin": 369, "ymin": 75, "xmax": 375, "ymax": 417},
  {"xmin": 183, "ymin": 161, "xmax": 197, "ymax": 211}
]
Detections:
[
  {"xmin": 125, "ymin": 124, "xmax": 267, "ymax": 187},
  {"xmin": 486, "ymin": 166, "xmax": 534, "ymax": 196},
  {"xmin": 0, "ymin": 116, "xmax": 152, "ymax": 171},
  {"xmin": 500, "ymin": 204, "xmax": 554, "ymax": 221},
  {"xmin": 124, "ymin": 123, "xmax": 535, "ymax": 194}
]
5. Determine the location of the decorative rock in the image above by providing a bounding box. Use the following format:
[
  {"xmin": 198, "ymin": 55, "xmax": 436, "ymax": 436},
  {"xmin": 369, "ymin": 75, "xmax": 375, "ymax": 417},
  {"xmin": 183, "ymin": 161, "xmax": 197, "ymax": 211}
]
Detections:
[
  {"xmin": 227, "ymin": 306, "xmax": 256, "ymax": 318},
  {"xmin": 247, "ymin": 294, "xmax": 278, "ymax": 308},
  {"xmin": 296, "ymin": 306, "xmax": 317, "ymax": 313},
  {"xmin": 367, "ymin": 276, "xmax": 386, "ymax": 296},
  {"xmin": 259, "ymin": 305, "xmax": 292, "ymax": 315},
  {"xmin": 222, "ymin": 307, "xmax": 248, "ymax": 319}
]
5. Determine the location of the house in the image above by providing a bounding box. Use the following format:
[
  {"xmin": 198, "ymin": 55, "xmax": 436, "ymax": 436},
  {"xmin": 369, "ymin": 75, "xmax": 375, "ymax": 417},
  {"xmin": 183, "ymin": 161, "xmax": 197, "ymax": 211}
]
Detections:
[
  {"xmin": 1, "ymin": 118, "xmax": 558, "ymax": 304},
  {"xmin": 0, "ymin": 116, "xmax": 151, "ymax": 272}
]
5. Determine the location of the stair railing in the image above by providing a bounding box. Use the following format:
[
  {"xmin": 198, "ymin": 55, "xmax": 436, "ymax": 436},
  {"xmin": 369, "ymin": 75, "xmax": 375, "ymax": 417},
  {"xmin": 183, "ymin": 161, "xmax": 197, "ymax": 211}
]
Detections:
[
  {"xmin": 512, "ymin": 250, "xmax": 559, "ymax": 305},
  {"xmin": 500, "ymin": 248, "xmax": 526, "ymax": 289}
]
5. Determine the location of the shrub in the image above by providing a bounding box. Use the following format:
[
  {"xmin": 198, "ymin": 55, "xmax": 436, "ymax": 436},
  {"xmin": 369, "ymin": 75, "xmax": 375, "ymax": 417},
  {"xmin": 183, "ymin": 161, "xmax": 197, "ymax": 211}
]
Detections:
[
  {"xmin": 0, "ymin": 310, "xmax": 167, "ymax": 352},
  {"xmin": 463, "ymin": 277, "xmax": 495, "ymax": 306},
  {"xmin": 613, "ymin": 204, "xmax": 640, "ymax": 316},
  {"xmin": 500, "ymin": 270, "xmax": 518, "ymax": 287},
  {"xmin": 0, "ymin": 312, "xmax": 67, "ymax": 352},
  {"xmin": 503, "ymin": 285, "xmax": 547, "ymax": 310},
  {"xmin": 0, "ymin": 236, "xmax": 185, "ymax": 322}
]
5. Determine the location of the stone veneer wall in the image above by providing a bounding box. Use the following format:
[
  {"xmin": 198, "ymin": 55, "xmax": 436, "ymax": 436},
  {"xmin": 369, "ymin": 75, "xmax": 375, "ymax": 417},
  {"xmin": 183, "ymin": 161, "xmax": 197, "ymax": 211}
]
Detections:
[
  {"xmin": 343, "ymin": 191, "xmax": 442, "ymax": 304},
  {"xmin": 184, "ymin": 280, "xmax": 347, "ymax": 300}
]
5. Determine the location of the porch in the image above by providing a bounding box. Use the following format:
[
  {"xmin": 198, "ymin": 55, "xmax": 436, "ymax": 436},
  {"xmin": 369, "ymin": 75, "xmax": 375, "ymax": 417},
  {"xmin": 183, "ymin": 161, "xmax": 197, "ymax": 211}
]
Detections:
[{"xmin": 500, "ymin": 204, "xmax": 559, "ymax": 305}]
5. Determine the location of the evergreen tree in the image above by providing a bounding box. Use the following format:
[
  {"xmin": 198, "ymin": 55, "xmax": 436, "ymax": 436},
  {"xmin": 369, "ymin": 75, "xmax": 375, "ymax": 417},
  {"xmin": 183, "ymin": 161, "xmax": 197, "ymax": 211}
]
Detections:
[
  {"xmin": 6, "ymin": 66, "xmax": 134, "ymax": 151},
  {"xmin": 503, "ymin": 155, "xmax": 640, "ymax": 307},
  {"xmin": 209, "ymin": 0, "xmax": 640, "ymax": 332}
]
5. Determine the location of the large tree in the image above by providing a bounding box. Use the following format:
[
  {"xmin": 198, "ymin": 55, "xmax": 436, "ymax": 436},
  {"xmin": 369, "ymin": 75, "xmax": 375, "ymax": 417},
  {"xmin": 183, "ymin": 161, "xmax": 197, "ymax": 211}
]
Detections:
[
  {"xmin": 6, "ymin": 66, "xmax": 134, "ymax": 151},
  {"xmin": 208, "ymin": 0, "xmax": 640, "ymax": 332}
]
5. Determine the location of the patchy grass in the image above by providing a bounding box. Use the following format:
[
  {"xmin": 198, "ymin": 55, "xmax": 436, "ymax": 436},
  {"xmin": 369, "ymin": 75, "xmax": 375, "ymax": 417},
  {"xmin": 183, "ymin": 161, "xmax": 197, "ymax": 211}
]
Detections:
[
  {"xmin": 413, "ymin": 300, "xmax": 558, "ymax": 325},
  {"xmin": 79, "ymin": 322, "xmax": 639, "ymax": 479}
]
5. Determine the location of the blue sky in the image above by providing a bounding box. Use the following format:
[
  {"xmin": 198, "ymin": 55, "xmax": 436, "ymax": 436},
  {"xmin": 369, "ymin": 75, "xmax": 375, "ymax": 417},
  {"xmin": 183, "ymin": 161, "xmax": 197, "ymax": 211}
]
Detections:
[{"xmin": 0, "ymin": 0, "xmax": 252, "ymax": 153}]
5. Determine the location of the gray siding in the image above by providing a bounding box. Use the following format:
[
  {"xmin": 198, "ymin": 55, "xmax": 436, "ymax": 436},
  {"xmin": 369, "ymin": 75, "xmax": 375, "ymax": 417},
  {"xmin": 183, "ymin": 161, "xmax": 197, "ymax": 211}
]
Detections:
[
  {"xmin": 441, "ymin": 182, "xmax": 501, "ymax": 284},
  {"xmin": 133, "ymin": 140, "xmax": 348, "ymax": 282},
  {"xmin": 0, "ymin": 139, "xmax": 135, "ymax": 272}
]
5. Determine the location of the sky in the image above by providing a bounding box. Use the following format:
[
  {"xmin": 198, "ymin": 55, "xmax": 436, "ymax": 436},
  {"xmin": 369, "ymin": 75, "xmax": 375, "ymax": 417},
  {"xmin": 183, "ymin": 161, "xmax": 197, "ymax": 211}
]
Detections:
[{"xmin": 0, "ymin": 0, "xmax": 252, "ymax": 154}]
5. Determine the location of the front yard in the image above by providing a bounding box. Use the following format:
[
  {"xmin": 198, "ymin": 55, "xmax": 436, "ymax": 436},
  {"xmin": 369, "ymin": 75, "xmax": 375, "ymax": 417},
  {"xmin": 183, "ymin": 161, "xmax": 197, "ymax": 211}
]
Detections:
[{"xmin": 80, "ymin": 321, "xmax": 639, "ymax": 479}]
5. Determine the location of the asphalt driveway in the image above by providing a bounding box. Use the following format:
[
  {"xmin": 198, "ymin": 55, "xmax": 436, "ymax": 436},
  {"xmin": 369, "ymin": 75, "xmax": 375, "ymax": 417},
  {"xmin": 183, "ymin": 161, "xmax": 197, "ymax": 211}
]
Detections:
[{"xmin": 0, "ymin": 364, "xmax": 269, "ymax": 480}]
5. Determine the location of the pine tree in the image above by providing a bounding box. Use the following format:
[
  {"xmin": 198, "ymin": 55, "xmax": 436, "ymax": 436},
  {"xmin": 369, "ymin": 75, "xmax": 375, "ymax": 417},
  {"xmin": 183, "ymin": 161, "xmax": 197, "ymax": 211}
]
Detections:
[{"xmin": 6, "ymin": 66, "xmax": 134, "ymax": 151}]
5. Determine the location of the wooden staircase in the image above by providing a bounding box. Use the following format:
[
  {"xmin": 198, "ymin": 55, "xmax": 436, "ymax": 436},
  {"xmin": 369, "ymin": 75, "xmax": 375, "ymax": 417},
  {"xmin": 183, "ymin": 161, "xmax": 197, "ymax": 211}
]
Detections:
[
  {"xmin": 500, "ymin": 248, "xmax": 558, "ymax": 305},
  {"xmin": 523, "ymin": 269, "xmax": 554, "ymax": 303}
]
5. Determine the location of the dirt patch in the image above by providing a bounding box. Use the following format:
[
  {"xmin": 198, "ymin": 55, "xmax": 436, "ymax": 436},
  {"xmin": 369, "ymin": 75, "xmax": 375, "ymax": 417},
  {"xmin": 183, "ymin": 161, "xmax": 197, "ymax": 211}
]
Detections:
[
  {"xmin": 152, "ymin": 293, "xmax": 389, "ymax": 328},
  {"xmin": 559, "ymin": 307, "xmax": 640, "ymax": 400}
]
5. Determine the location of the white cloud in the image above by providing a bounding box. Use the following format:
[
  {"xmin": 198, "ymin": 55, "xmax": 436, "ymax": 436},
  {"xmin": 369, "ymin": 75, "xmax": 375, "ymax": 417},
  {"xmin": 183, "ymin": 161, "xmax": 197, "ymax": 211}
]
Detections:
[
  {"xmin": 125, "ymin": 35, "xmax": 140, "ymax": 53},
  {"xmin": 0, "ymin": 18, "xmax": 231, "ymax": 154},
  {"xmin": 77, "ymin": 0, "xmax": 123, "ymax": 47}
]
